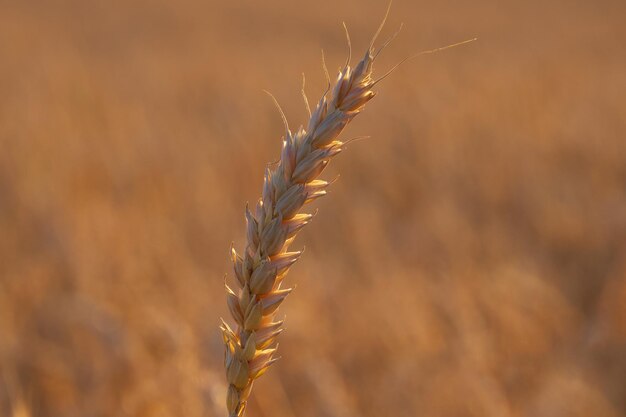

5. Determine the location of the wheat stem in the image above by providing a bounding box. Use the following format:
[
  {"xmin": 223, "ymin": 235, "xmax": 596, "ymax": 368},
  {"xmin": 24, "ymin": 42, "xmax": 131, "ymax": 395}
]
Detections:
[{"xmin": 221, "ymin": 35, "xmax": 381, "ymax": 417}]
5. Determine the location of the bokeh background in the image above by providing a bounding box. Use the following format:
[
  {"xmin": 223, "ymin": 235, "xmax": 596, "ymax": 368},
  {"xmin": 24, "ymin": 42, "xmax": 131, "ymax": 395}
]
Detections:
[{"xmin": 1, "ymin": 0, "xmax": 625, "ymax": 416}]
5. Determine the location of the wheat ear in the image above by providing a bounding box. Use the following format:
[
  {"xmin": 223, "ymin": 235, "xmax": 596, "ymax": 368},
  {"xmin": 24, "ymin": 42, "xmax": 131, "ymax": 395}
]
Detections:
[{"xmin": 221, "ymin": 20, "xmax": 391, "ymax": 417}]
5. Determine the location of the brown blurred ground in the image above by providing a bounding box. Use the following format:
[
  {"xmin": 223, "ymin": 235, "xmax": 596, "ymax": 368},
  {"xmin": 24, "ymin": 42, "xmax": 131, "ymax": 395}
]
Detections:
[{"xmin": 0, "ymin": 0, "xmax": 625, "ymax": 416}]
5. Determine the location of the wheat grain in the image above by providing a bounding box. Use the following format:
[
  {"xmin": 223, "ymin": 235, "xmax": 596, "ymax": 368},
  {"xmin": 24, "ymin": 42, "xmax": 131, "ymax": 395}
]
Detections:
[
  {"xmin": 221, "ymin": 12, "xmax": 393, "ymax": 417},
  {"xmin": 219, "ymin": 14, "xmax": 478, "ymax": 415}
]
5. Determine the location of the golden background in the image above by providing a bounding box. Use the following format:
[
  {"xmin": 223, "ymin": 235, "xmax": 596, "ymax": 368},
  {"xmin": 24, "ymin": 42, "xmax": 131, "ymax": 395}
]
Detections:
[{"xmin": 1, "ymin": 0, "xmax": 625, "ymax": 416}]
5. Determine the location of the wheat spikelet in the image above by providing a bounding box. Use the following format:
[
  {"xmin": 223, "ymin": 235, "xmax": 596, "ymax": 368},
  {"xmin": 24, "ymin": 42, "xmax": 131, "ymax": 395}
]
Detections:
[{"xmin": 221, "ymin": 13, "xmax": 392, "ymax": 417}]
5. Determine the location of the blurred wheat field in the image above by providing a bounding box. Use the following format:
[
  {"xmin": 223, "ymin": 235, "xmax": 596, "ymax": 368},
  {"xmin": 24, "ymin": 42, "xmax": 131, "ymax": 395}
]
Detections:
[{"xmin": 1, "ymin": 0, "xmax": 625, "ymax": 416}]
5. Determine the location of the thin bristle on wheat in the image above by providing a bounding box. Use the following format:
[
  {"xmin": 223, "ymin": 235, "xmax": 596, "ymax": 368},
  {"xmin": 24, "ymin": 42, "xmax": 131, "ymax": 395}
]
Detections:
[{"xmin": 221, "ymin": 31, "xmax": 383, "ymax": 417}]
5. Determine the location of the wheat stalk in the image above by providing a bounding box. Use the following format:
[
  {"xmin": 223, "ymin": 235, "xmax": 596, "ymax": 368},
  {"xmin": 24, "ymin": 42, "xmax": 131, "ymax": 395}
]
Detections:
[
  {"xmin": 219, "ymin": 10, "xmax": 477, "ymax": 413},
  {"xmin": 219, "ymin": 16, "xmax": 393, "ymax": 415},
  {"xmin": 219, "ymin": 7, "xmax": 483, "ymax": 415}
]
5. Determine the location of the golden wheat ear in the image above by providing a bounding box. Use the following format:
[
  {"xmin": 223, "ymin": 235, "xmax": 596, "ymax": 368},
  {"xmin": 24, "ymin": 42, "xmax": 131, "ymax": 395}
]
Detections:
[
  {"xmin": 221, "ymin": 23, "xmax": 385, "ymax": 417},
  {"xmin": 221, "ymin": 10, "xmax": 476, "ymax": 417}
]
